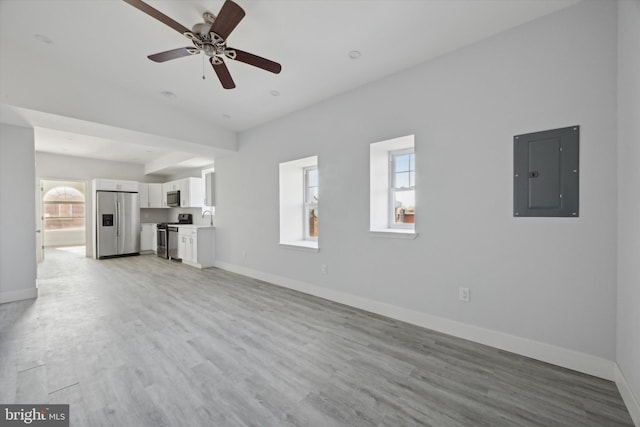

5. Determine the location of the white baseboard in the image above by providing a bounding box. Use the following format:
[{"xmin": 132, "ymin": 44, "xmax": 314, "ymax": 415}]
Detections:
[
  {"xmin": 0, "ymin": 286, "xmax": 38, "ymax": 304},
  {"xmin": 615, "ymin": 364, "xmax": 640, "ymax": 426},
  {"xmin": 213, "ymin": 261, "xmax": 615, "ymax": 381}
]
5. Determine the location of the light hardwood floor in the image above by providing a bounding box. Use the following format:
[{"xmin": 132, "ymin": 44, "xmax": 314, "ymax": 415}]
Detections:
[{"xmin": 0, "ymin": 247, "xmax": 633, "ymax": 426}]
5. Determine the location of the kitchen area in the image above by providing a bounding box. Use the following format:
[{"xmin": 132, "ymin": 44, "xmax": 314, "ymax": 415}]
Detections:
[{"xmin": 91, "ymin": 172, "xmax": 216, "ymax": 269}]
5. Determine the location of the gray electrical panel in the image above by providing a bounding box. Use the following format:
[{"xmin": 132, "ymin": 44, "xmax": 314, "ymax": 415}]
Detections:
[{"xmin": 514, "ymin": 126, "xmax": 579, "ymax": 217}]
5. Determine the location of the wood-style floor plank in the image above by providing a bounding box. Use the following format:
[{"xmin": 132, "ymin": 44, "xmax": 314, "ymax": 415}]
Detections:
[{"xmin": 0, "ymin": 247, "xmax": 633, "ymax": 426}]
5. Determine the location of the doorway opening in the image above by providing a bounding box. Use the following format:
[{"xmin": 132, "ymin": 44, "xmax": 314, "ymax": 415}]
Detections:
[{"xmin": 40, "ymin": 180, "xmax": 86, "ymax": 255}]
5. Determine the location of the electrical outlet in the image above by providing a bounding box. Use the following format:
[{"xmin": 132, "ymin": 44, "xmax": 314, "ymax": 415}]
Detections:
[
  {"xmin": 321, "ymin": 264, "xmax": 328, "ymax": 275},
  {"xmin": 459, "ymin": 287, "xmax": 470, "ymax": 302}
]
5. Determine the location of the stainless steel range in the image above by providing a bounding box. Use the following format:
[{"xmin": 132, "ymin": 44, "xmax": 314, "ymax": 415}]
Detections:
[{"xmin": 156, "ymin": 213, "xmax": 192, "ymax": 260}]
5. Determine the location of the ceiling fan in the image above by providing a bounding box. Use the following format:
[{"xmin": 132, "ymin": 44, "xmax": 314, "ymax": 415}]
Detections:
[{"xmin": 123, "ymin": 0, "xmax": 282, "ymax": 89}]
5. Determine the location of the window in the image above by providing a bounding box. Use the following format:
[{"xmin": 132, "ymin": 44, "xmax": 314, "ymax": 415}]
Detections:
[
  {"xmin": 43, "ymin": 186, "xmax": 85, "ymax": 231},
  {"xmin": 370, "ymin": 135, "xmax": 416, "ymax": 237},
  {"xmin": 304, "ymin": 166, "xmax": 318, "ymax": 240},
  {"xmin": 390, "ymin": 149, "xmax": 415, "ymax": 228},
  {"xmin": 279, "ymin": 156, "xmax": 319, "ymax": 249}
]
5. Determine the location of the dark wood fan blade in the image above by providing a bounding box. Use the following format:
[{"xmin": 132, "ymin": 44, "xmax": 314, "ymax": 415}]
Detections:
[
  {"xmin": 123, "ymin": 0, "xmax": 190, "ymax": 35},
  {"xmin": 230, "ymin": 49, "xmax": 282, "ymax": 74},
  {"xmin": 210, "ymin": 58, "xmax": 236, "ymax": 89},
  {"xmin": 148, "ymin": 47, "xmax": 196, "ymax": 63},
  {"xmin": 210, "ymin": 0, "xmax": 246, "ymax": 40}
]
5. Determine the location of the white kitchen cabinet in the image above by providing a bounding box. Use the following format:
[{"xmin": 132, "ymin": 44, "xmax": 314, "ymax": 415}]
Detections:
[
  {"xmin": 139, "ymin": 183, "xmax": 149, "ymax": 207},
  {"xmin": 151, "ymin": 224, "xmax": 157, "ymax": 253},
  {"xmin": 161, "ymin": 183, "xmax": 169, "ymax": 207},
  {"xmin": 148, "ymin": 183, "xmax": 163, "ymax": 208},
  {"xmin": 181, "ymin": 177, "xmax": 205, "ymax": 208},
  {"xmin": 177, "ymin": 233, "xmax": 190, "ymax": 263},
  {"xmin": 140, "ymin": 183, "xmax": 164, "ymax": 208},
  {"xmin": 178, "ymin": 226, "xmax": 214, "ymax": 268},
  {"xmin": 140, "ymin": 223, "xmax": 155, "ymax": 253},
  {"xmin": 163, "ymin": 180, "xmax": 182, "ymax": 192},
  {"xmin": 138, "ymin": 182, "xmax": 166, "ymax": 208},
  {"xmin": 93, "ymin": 179, "xmax": 139, "ymax": 192}
]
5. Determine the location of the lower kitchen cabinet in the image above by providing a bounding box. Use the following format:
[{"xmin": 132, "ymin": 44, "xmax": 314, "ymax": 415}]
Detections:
[
  {"xmin": 178, "ymin": 226, "xmax": 214, "ymax": 268},
  {"xmin": 140, "ymin": 223, "xmax": 156, "ymax": 253}
]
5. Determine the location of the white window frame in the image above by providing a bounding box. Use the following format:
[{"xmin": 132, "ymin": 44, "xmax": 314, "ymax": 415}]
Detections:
[
  {"xmin": 279, "ymin": 156, "xmax": 319, "ymax": 250},
  {"xmin": 370, "ymin": 135, "xmax": 417, "ymax": 239},
  {"xmin": 388, "ymin": 148, "xmax": 415, "ymax": 229},
  {"xmin": 303, "ymin": 166, "xmax": 318, "ymax": 241}
]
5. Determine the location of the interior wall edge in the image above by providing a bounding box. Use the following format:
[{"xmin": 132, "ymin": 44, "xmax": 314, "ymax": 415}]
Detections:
[
  {"xmin": 0, "ymin": 286, "xmax": 38, "ymax": 304},
  {"xmin": 615, "ymin": 363, "xmax": 640, "ymax": 426},
  {"xmin": 213, "ymin": 260, "xmax": 615, "ymax": 381}
]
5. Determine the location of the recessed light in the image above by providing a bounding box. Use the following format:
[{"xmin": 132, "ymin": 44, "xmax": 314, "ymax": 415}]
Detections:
[
  {"xmin": 270, "ymin": 90, "xmax": 280, "ymax": 97},
  {"xmin": 35, "ymin": 34, "xmax": 53, "ymax": 45},
  {"xmin": 160, "ymin": 90, "xmax": 176, "ymax": 99},
  {"xmin": 222, "ymin": 114, "xmax": 231, "ymax": 120},
  {"xmin": 348, "ymin": 50, "xmax": 361, "ymax": 59}
]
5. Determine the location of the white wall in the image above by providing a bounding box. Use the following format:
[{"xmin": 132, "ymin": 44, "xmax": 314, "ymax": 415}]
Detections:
[
  {"xmin": 215, "ymin": 0, "xmax": 618, "ymax": 369},
  {"xmin": 616, "ymin": 0, "xmax": 640, "ymax": 422},
  {"xmin": 0, "ymin": 124, "xmax": 37, "ymax": 303},
  {"xmin": 36, "ymin": 152, "xmax": 166, "ymax": 183}
]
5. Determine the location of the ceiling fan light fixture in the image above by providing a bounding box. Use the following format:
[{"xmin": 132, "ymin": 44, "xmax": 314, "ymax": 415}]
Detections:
[{"xmin": 203, "ymin": 44, "xmax": 216, "ymax": 56}]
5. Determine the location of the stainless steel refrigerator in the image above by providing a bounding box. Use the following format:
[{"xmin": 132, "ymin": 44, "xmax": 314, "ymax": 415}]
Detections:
[{"xmin": 96, "ymin": 191, "xmax": 140, "ymax": 258}]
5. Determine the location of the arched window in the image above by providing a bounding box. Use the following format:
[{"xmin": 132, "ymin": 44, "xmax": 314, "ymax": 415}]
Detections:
[{"xmin": 43, "ymin": 186, "xmax": 85, "ymax": 230}]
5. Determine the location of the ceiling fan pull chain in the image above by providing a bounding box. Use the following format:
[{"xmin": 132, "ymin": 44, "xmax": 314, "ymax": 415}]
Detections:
[{"xmin": 202, "ymin": 55, "xmax": 206, "ymax": 80}]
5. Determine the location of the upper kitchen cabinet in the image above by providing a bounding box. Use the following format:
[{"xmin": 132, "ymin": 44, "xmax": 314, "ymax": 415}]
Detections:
[
  {"xmin": 93, "ymin": 179, "xmax": 139, "ymax": 192},
  {"xmin": 162, "ymin": 178, "xmax": 205, "ymax": 208},
  {"xmin": 163, "ymin": 180, "xmax": 182, "ymax": 193},
  {"xmin": 139, "ymin": 183, "xmax": 163, "ymax": 208},
  {"xmin": 148, "ymin": 183, "xmax": 163, "ymax": 208},
  {"xmin": 181, "ymin": 177, "xmax": 205, "ymax": 208},
  {"xmin": 139, "ymin": 183, "xmax": 148, "ymax": 206}
]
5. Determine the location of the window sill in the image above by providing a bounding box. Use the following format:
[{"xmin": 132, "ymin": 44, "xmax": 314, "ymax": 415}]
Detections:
[
  {"xmin": 369, "ymin": 229, "xmax": 418, "ymax": 240},
  {"xmin": 279, "ymin": 241, "xmax": 319, "ymax": 252}
]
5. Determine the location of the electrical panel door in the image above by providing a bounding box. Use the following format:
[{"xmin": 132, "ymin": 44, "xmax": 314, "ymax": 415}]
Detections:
[{"xmin": 514, "ymin": 126, "xmax": 579, "ymax": 217}]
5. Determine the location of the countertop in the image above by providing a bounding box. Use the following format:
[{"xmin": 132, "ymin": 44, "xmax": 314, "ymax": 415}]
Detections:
[{"xmin": 140, "ymin": 223, "xmax": 213, "ymax": 229}]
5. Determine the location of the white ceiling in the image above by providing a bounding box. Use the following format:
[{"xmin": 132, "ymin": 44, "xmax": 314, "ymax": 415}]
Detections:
[{"xmin": 0, "ymin": 0, "xmax": 579, "ymax": 174}]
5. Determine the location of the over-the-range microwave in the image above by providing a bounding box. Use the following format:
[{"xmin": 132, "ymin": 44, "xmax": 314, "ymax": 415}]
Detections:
[{"xmin": 167, "ymin": 190, "xmax": 180, "ymax": 207}]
